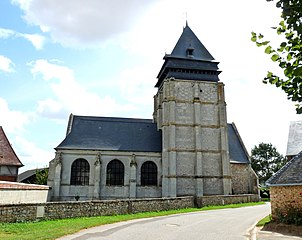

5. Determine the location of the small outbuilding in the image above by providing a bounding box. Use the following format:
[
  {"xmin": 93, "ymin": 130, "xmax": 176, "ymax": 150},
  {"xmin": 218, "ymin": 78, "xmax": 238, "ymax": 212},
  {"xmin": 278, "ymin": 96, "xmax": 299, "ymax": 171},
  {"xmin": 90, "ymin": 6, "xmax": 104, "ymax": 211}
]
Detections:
[
  {"xmin": 266, "ymin": 151, "xmax": 302, "ymax": 221},
  {"xmin": 0, "ymin": 126, "xmax": 23, "ymax": 182}
]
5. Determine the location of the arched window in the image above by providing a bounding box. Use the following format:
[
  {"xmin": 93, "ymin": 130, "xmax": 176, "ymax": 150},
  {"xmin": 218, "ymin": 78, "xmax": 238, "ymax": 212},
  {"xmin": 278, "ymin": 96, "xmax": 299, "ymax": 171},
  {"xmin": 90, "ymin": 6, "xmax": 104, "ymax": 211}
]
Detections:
[
  {"xmin": 70, "ymin": 158, "xmax": 90, "ymax": 185},
  {"xmin": 141, "ymin": 161, "xmax": 157, "ymax": 186},
  {"xmin": 106, "ymin": 159, "xmax": 124, "ymax": 186}
]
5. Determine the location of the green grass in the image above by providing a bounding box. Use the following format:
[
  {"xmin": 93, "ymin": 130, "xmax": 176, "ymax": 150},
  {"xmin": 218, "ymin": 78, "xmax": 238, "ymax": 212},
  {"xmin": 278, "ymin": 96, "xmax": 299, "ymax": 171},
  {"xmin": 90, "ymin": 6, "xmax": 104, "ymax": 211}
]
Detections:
[
  {"xmin": 260, "ymin": 198, "xmax": 270, "ymax": 202},
  {"xmin": 256, "ymin": 215, "xmax": 272, "ymax": 227},
  {"xmin": 0, "ymin": 202, "xmax": 265, "ymax": 240}
]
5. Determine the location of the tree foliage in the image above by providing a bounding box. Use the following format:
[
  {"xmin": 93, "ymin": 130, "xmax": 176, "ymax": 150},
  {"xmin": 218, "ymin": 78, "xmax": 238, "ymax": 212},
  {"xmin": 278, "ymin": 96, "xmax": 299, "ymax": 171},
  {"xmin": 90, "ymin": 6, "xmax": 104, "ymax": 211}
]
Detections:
[
  {"xmin": 34, "ymin": 168, "xmax": 49, "ymax": 185},
  {"xmin": 251, "ymin": 0, "xmax": 302, "ymax": 113},
  {"xmin": 251, "ymin": 143, "xmax": 287, "ymax": 184}
]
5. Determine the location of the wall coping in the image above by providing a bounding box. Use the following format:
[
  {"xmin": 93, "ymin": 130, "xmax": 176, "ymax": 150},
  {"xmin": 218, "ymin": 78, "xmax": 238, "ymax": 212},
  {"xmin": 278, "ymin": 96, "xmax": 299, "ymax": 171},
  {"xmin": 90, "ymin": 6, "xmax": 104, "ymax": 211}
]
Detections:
[
  {"xmin": 0, "ymin": 196, "xmax": 194, "ymax": 207},
  {"xmin": 0, "ymin": 181, "xmax": 49, "ymax": 190},
  {"xmin": 198, "ymin": 194, "xmax": 256, "ymax": 198}
]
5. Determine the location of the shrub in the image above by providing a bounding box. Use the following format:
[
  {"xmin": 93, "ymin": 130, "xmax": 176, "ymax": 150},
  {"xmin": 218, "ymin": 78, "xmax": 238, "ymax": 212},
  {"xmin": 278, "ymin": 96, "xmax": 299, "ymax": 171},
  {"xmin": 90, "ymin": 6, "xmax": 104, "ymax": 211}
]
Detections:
[{"xmin": 276, "ymin": 205, "xmax": 302, "ymax": 225}]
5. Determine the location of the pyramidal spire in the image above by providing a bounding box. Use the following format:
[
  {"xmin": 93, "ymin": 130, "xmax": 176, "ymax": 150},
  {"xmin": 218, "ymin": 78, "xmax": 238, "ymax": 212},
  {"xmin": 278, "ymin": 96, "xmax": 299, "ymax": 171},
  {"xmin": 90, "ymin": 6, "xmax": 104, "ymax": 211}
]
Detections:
[
  {"xmin": 171, "ymin": 24, "xmax": 214, "ymax": 61},
  {"xmin": 155, "ymin": 24, "xmax": 221, "ymax": 87}
]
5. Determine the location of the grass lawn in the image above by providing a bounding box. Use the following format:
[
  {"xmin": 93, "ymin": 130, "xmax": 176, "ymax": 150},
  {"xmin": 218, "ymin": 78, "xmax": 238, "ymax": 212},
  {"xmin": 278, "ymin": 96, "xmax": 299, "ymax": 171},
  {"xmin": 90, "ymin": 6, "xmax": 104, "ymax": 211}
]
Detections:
[
  {"xmin": 0, "ymin": 202, "xmax": 265, "ymax": 240},
  {"xmin": 256, "ymin": 215, "xmax": 272, "ymax": 227}
]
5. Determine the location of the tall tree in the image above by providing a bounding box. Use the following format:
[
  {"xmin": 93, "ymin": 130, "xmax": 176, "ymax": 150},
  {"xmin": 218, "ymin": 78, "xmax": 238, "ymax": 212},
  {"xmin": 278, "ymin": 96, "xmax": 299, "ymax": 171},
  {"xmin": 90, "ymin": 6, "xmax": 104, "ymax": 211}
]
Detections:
[
  {"xmin": 251, "ymin": 143, "xmax": 287, "ymax": 184},
  {"xmin": 251, "ymin": 0, "xmax": 302, "ymax": 113}
]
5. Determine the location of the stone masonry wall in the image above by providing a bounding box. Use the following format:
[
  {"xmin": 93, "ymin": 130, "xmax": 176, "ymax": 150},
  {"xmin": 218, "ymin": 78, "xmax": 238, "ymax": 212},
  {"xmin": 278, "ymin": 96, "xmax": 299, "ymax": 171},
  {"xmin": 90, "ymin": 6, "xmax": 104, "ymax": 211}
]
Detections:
[
  {"xmin": 195, "ymin": 194, "xmax": 259, "ymax": 208},
  {"xmin": 270, "ymin": 185, "xmax": 302, "ymax": 220},
  {"xmin": 0, "ymin": 197, "xmax": 194, "ymax": 223},
  {"xmin": 230, "ymin": 163, "xmax": 259, "ymax": 195}
]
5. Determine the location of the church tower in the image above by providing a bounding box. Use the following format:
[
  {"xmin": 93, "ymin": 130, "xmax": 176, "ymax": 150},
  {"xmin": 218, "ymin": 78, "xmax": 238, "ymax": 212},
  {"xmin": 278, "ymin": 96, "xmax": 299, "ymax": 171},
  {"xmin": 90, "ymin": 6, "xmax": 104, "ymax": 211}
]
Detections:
[{"xmin": 154, "ymin": 23, "xmax": 232, "ymax": 197}]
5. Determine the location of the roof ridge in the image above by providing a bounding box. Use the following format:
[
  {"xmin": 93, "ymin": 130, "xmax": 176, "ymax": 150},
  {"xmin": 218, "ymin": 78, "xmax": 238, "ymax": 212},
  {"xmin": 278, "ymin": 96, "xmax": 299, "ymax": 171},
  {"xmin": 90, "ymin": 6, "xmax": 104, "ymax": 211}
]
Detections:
[{"xmin": 74, "ymin": 115, "xmax": 154, "ymax": 123}]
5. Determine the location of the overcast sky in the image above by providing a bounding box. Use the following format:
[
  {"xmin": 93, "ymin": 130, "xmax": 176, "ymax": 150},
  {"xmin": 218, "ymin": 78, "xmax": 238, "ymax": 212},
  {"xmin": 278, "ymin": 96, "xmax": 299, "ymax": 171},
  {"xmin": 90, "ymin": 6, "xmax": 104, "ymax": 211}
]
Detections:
[{"xmin": 1, "ymin": 0, "xmax": 300, "ymax": 172}]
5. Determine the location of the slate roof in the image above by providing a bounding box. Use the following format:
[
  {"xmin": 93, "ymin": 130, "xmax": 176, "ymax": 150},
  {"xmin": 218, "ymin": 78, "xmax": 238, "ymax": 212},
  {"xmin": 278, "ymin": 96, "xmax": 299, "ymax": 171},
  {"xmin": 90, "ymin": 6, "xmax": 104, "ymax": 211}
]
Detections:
[
  {"xmin": 56, "ymin": 115, "xmax": 162, "ymax": 152},
  {"xmin": 228, "ymin": 123, "xmax": 250, "ymax": 164},
  {"xmin": 170, "ymin": 22, "xmax": 214, "ymax": 61},
  {"xmin": 0, "ymin": 126, "xmax": 23, "ymax": 167},
  {"xmin": 155, "ymin": 23, "xmax": 221, "ymax": 87},
  {"xmin": 56, "ymin": 115, "xmax": 249, "ymax": 164},
  {"xmin": 286, "ymin": 120, "xmax": 302, "ymax": 156},
  {"xmin": 266, "ymin": 151, "xmax": 302, "ymax": 187}
]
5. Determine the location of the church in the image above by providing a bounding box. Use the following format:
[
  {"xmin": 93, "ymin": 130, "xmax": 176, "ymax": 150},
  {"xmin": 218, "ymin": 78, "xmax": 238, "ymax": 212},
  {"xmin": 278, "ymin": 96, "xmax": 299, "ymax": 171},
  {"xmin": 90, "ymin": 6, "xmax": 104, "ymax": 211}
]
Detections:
[{"xmin": 47, "ymin": 23, "xmax": 258, "ymax": 201}]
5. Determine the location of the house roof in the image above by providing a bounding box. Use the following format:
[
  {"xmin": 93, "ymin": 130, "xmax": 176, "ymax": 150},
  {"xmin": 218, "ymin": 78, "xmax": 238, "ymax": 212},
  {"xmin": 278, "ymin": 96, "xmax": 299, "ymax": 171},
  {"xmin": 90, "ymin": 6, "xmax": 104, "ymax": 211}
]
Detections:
[
  {"xmin": 17, "ymin": 167, "xmax": 48, "ymax": 183},
  {"xmin": 266, "ymin": 151, "xmax": 302, "ymax": 187},
  {"xmin": 155, "ymin": 23, "xmax": 221, "ymax": 87},
  {"xmin": 286, "ymin": 120, "xmax": 302, "ymax": 156},
  {"xmin": 56, "ymin": 115, "xmax": 162, "ymax": 152},
  {"xmin": 0, "ymin": 126, "xmax": 23, "ymax": 167},
  {"xmin": 56, "ymin": 115, "xmax": 249, "ymax": 164}
]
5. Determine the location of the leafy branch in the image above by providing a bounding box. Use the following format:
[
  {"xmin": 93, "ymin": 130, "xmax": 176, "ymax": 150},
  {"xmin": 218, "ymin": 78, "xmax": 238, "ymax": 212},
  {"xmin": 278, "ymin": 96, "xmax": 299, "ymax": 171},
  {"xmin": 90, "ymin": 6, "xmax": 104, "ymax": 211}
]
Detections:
[{"xmin": 251, "ymin": 0, "xmax": 302, "ymax": 113}]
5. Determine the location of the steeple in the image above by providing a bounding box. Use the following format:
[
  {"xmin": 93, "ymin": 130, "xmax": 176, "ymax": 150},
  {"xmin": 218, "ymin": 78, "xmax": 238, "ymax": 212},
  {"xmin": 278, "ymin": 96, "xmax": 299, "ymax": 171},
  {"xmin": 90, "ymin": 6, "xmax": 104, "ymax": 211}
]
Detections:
[{"xmin": 155, "ymin": 24, "xmax": 221, "ymax": 87}]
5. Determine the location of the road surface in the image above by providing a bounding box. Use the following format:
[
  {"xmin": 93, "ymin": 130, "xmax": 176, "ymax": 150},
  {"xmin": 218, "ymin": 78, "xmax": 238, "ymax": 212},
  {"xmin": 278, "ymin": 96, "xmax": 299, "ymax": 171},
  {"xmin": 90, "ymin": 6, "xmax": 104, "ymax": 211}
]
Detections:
[{"xmin": 58, "ymin": 203, "xmax": 270, "ymax": 240}]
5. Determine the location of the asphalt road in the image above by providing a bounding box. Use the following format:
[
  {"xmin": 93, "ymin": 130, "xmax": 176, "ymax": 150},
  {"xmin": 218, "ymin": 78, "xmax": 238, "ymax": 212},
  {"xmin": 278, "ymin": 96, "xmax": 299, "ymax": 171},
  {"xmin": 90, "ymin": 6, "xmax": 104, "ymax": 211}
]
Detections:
[{"xmin": 58, "ymin": 203, "xmax": 270, "ymax": 240}]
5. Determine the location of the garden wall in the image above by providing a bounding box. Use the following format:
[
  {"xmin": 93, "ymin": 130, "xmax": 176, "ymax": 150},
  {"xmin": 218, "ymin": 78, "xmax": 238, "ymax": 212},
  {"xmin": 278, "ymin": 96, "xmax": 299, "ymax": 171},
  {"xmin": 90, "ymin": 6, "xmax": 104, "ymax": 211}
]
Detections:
[
  {"xmin": 270, "ymin": 185, "xmax": 302, "ymax": 220},
  {"xmin": 0, "ymin": 194, "xmax": 260, "ymax": 223},
  {"xmin": 0, "ymin": 197, "xmax": 194, "ymax": 223},
  {"xmin": 0, "ymin": 181, "xmax": 49, "ymax": 204},
  {"xmin": 196, "ymin": 194, "xmax": 259, "ymax": 208}
]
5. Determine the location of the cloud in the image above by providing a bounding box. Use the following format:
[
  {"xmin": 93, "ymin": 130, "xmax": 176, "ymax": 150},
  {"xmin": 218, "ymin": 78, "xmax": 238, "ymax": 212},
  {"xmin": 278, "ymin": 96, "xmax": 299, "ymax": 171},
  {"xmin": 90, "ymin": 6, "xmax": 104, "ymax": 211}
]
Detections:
[
  {"xmin": 37, "ymin": 98, "xmax": 67, "ymax": 120},
  {"xmin": 0, "ymin": 27, "xmax": 45, "ymax": 50},
  {"xmin": 21, "ymin": 33, "xmax": 45, "ymax": 50},
  {"xmin": 30, "ymin": 59, "xmax": 136, "ymax": 119},
  {"xmin": 0, "ymin": 98, "xmax": 31, "ymax": 133},
  {"xmin": 118, "ymin": 65, "xmax": 157, "ymax": 105},
  {"xmin": 0, "ymin": 97, "xmax": 50, "ymax": 172},
  {"xmin": 0, "ymin": 28, "xmax": 15, "ymax": 38},
  {"xmin": 14, "ymin": 136, "xmax": 53, "ymax": 172},
  {"xmin": 0, "ymin": 55, "xmax": 14, "ymax": 72},
  {"xmin": 12, "ymin": 0, "xmax": 159, "ymax": 47}
]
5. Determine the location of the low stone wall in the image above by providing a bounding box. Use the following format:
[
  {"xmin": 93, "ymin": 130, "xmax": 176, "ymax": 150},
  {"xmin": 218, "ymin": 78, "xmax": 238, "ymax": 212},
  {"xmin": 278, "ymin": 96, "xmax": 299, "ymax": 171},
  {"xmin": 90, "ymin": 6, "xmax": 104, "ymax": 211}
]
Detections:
[
  {"xmin": 0, "ymin": 194, "xmax": 260, "ymax": 223},
  {"xmin": 195, "ymin": 194, "xmax": 259, "ymax": 208},
  {"xmin": 0, "ymin": 197, "xmax": 194, "ymax": 223},
  {"xmin": 270, "ymin": 185, "xmax": 302, "ymax": 220}
]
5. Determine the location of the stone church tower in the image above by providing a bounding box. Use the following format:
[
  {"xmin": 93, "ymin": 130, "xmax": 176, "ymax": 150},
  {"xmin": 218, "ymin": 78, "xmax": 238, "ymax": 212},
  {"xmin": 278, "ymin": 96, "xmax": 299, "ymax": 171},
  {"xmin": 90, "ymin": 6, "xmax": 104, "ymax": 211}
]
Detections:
[{"xmin": 153, "ymin": 23, "xmax": 232, "ymax": 197}]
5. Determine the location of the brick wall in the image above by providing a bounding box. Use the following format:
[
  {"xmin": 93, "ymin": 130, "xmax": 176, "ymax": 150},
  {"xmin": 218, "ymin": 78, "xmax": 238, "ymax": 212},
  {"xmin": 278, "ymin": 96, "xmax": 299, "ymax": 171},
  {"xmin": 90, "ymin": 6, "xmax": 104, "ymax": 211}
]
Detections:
[
  {"xmin": 0, "ymin": 197, "xmax": 194, "ymax": 223},
  {"xmin": 270, "ymin": 185, "xmax": 302, "ymax": 220}
]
